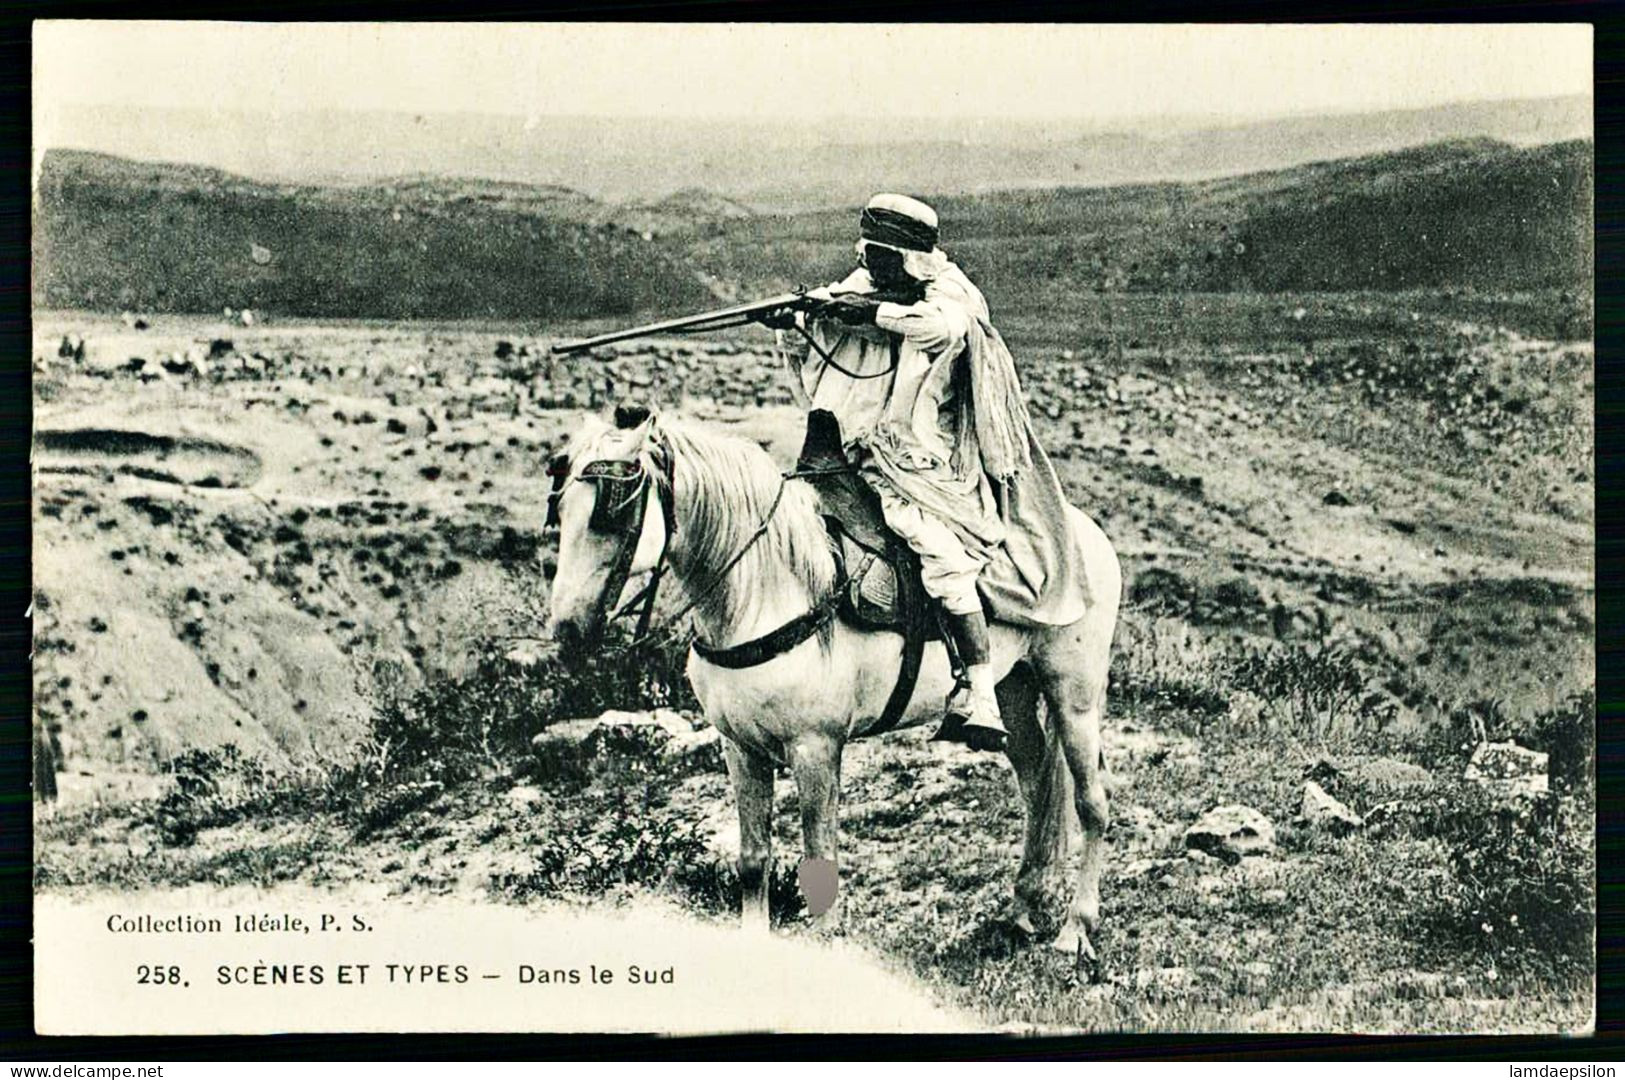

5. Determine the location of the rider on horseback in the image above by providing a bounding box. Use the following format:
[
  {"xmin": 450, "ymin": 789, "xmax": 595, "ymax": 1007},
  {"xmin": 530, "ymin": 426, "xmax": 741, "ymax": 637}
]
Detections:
[{"xmin": 765, "ymin": 193, "xmax": 1070, "ymax": 752}]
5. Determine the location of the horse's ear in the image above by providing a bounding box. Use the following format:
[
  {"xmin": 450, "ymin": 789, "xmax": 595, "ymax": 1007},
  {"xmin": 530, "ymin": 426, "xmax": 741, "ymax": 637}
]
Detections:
[{"xmin": 614, "ymin": 403, "xmax": 652, "ymax": 430}]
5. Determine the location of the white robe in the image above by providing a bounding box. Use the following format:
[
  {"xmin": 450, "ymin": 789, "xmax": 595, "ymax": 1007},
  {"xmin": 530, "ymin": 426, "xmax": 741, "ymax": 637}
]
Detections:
[
  {"xmin": 787, "ymin": 264, "xmax": 1091, "ymax": 627},
  {"xmin": 793, "ymin": 270, "xmax": 1006, "ymax": 564}
]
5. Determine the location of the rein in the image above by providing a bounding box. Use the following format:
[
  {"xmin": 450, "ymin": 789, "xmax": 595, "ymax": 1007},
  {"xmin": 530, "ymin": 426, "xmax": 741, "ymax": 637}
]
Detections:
[
  {"xmin": 791, "ymin": 322, "xmax": 900, "ymax": 381},
  {"xmin": 592, "ymin": 463, "xmax": 843, "ymax": 664},
  {"xmin": 610, "ymin": 473, "xmax": 791, "ymax": 655}
]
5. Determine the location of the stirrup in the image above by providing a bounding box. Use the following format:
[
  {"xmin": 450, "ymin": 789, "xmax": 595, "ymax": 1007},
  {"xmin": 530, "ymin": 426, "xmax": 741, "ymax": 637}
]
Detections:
[
  {"xmin": 932, "ymin": 679, "xmax": 1006, "ymax": 750},
  {"xmin": 930, "ymin": 675, "xmax": 974, "ymax": 742}
]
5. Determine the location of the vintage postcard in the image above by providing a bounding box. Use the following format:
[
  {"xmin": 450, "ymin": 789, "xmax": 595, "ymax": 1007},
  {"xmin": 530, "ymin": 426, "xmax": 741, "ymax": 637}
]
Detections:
[{"xmin": 31, "ymin": 22, "xmax": 1594, "ymax": 1036}]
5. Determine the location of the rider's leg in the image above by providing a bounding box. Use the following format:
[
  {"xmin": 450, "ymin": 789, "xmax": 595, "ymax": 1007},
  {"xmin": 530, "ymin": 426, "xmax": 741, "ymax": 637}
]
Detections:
[
  {"xmin": 940, "ymin": 600, "xmax": 1007, "ymax": 751},
  {"xmin": 874, "ymin": 493, "xmax": 1005, "ymax": 750}
]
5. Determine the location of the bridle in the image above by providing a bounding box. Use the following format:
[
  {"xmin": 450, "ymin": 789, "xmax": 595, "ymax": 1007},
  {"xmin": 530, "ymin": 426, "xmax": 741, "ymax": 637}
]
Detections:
[
  {"xmin": 545, "ymin": 430, "xmax": 835, "ymax": 659},
  {"xmin": 545, "ymin": 440, "xmax": 678, "ymax": 642}
]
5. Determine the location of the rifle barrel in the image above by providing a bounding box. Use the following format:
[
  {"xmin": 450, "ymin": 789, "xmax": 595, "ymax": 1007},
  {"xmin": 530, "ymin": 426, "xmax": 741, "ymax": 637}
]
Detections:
[{"xmin": 550, "ymin": 292, "xmax": 806, "ymax": 355}]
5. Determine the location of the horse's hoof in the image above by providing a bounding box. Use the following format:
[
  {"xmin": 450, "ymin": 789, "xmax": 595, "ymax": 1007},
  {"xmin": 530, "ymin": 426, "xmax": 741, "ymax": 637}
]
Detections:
[
  {"xmin": 1050, "ymin": 925, "xmax": 1094, "ymax": 958},
  {"xmin": 800, "ymin": 915, "xmax": 846, "ymax": 940},
  {"xmin": 1051, "ymin": 926, "xmax": 1103, "ymax": 984},
  {"xmin": 962, "ymin": 725, "xmax": 1008, "ymax": 753}
]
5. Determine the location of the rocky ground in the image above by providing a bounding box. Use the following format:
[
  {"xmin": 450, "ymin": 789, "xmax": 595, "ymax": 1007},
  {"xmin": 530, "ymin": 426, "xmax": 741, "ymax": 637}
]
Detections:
[{"xmin": 32, "ymin": 297, "xmax": 1594, "ymax": 1032}]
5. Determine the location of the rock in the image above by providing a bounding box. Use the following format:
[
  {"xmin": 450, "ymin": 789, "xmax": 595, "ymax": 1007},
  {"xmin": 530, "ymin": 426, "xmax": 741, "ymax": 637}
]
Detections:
[
  {"xmin": 1185, "ymin": 804, "xmax": 1275, "ymax": 863},
  {"xmin": 1118, "ymin": 856, "xmax": 1172, "ymax": 881},
  {"xmin": 660, "ymin": 725, "xmax": 724, "ymax": 774},
  {"xmin": 532, "ymin": 717, "xmax": 602, "ymax": 752},
  {"xmin": 1301, "ymin": 780, "xmax": 1363, "ymax": 835},
  {"xmin": 506, "ymin": 784, "xmax": 542, "ymax": 807},
  {"xmin": 1322, "ymin": 490, "xmax": 1352, "ymax": 507},
  {"xmin": 1349, "ymin": 757, "xmax": 1433, "ymax": 792},
  {"xmin": 1465, "ymin": 741, "xmax": 1548, "ymax": 798},
  {"xmin": 604, "ymin": 708, "xmax": 695, "ymax": 740},
  {"xmin": 531, "ymin": 708, "xmax": 698, "ymax": 758}
]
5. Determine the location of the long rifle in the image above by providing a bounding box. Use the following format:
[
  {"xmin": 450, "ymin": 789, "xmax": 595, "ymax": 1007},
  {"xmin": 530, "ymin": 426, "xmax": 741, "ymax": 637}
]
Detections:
[
  {"xmin": 550, "ymin": 292, "xmax": 813, "ymax": 355},
  {"xmin": 549, "ymin": 285, "xmax": 924, "ymax": 356}
]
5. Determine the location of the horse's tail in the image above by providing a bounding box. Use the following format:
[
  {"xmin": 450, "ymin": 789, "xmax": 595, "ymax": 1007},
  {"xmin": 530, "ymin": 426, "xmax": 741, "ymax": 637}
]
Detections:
[{"xmin": 1033, "ymin": 704, "xmax": 1078, "ymax": 854}]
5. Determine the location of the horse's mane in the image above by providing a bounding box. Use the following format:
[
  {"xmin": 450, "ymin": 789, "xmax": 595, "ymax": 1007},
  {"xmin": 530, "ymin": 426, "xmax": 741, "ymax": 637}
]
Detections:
[
  {"xmin": 657, "ymin": 416, "xmax": 838, "ymax": 630},
  {"xmin": 569, "ymin": 413, "xmax": 838, "ymax": 633}
]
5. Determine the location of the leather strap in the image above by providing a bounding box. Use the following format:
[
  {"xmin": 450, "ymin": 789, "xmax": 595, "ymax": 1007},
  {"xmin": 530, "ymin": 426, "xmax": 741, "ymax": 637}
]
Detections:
[
  {"xmin": 692, "ymin": 593, "xmax": 840, "ymax": 670},
  {"xmin": 867, "ymin": 542, "xmax": 926, "ymax": 737}
]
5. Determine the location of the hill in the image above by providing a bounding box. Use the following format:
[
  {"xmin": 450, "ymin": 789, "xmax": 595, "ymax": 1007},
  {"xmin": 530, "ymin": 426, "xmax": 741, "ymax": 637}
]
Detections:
[
  {"xmin": 1226, "ymin": 139, "xmax": 1594, "ymax": 290},
  {"xmin": 688, "ymin": 139, "xmax": 1593, "ymax": 304},
  {"xmin": 44, "ymin": 95, "xmax": 1591, "ymax": 209},
  {"xmin": 33, "ymin": 138, "xmax": 1592, "ymax": 324},
  {"xmin": 32, "ymin": 150, "xmax": 721, "ymax": 320}
]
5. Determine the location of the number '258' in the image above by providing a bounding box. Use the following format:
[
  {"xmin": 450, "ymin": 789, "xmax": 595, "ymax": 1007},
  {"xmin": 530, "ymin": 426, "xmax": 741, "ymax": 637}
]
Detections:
[{"xmin": 137, "ymin": 965, "xmax": 184, "ymax": 985}]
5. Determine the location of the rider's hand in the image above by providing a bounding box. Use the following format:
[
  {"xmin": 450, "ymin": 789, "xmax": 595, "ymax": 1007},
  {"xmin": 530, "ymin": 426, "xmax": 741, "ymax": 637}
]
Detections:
[
  {"xmin": 755, "ymin": 306, "xmax": 800, "ymax": 330},
  {"xmin": 824, "ymin": 295, "xmax": 880, "ymax": 326}
]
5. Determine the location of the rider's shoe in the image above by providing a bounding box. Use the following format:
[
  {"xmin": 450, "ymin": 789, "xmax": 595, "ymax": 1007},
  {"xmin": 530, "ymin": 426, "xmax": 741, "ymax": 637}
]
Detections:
[
  {"xmin": 930, "ymin": 609, "xmax": 1006, "ymax": 752},
  {"xmin": 934, "ymin": 664, "xmax": 1006, "ymax": 752}
]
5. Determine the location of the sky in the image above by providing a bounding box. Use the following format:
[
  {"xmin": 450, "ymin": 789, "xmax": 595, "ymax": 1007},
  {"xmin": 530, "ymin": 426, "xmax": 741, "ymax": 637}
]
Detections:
[{"xmin": 34, "ymin": 22, "xmax": 1592, "ymax": 124}]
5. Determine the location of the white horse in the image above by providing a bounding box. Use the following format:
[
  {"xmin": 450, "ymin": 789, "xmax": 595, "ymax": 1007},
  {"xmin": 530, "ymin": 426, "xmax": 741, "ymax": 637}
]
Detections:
[{"xmin": 545, "ymin": 408, "xmax": 1122, "ymax": 961}]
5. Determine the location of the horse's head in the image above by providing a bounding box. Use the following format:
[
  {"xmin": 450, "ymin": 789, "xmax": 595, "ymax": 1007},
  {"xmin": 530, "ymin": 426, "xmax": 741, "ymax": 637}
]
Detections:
[{"xmin": 543, "ymin": 404, "xmax": 675, "ymax": 647}]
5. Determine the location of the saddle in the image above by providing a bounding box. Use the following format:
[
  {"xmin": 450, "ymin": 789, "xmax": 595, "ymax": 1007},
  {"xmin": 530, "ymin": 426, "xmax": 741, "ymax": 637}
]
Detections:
[{"xmin": 796, "ymin": 409, "xmax": 945, "ymax": 735}]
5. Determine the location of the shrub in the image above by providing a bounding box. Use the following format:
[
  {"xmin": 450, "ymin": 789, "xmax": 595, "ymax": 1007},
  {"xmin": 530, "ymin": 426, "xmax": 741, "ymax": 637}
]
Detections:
[
  {"xmin": 1109, "ymin": 617, "xmax": 1231, "ymax": 725},
  {"xmin": 674, "ymin": 854, "xmax": 806, "ymax": 925},
  {"xmin": 1229, "ymin": 639, "xmax": 1383, "ymax": 742},
  {"xmin": 149, "ymin": 625, "xmax": 706, "ymax": 846},
  {"xmin": 1414, "ymin": 690, "xmax": 1596, "ymax": 789},
  {"xmin": 153, "ymin": 745, "xmax": 274, "ymax": 846},
  {"xmin": 509, "ymin": 794, "xmax": 710, "ymax": 897},
  {"xmin": 353, "ymin": 780, "xmax": 446, "ymax": 838},
  {"xmin": 370, "ymin": 631, "xmax": 700, "ymax": 788},
  {"xmin": 1110, "ymin": 616, "xmax": 1407, "ymax": 745},
  {"xmin": 493, "ymin": 787, "xmax": 800, "ymax": 913},
  {"xmin": 1418, "ymin": 782, "xmax": 1594, "ymax": 978},
  {"xmin": 1516, "ymin": 690, "xmax": 1594, "ymax": 794}
]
